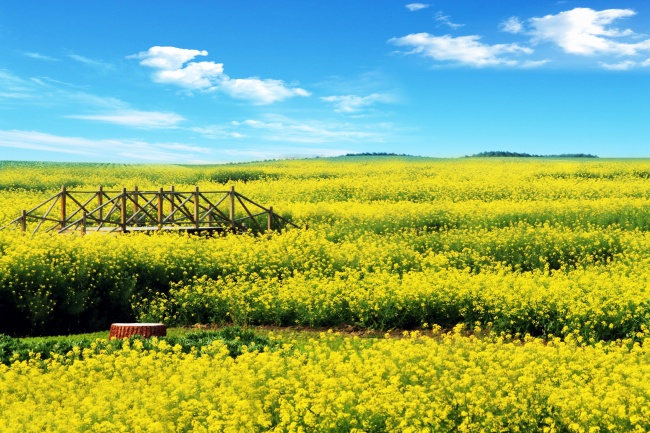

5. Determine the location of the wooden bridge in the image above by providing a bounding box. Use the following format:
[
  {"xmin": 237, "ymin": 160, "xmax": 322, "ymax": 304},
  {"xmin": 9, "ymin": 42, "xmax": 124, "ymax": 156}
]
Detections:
[{"xmin": 1, "ymin": 186, "xmax": 300, "ymax": 235}]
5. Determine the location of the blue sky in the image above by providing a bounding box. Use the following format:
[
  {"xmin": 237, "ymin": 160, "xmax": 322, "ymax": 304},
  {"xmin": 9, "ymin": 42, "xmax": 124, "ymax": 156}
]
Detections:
[{"xmin": 0, "ymin": 0, "xmax": 649, "ymax": 162}]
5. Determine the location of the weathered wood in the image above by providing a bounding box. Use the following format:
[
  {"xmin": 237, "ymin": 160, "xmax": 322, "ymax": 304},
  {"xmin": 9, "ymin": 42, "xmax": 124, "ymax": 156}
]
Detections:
[
  {"xmin": 158, "ymin": 188, "xmax": 163, "ymax": 230},
  {"xmin": 133, "ymin": 186, "xmax": 140, "ymax": 226},
  {"xmin": 170, "ymin": 185, "xmax": 175, "ymax": 224},
  {"xmin": 60, "ymin": 186, "xmax": 67, "ymax": 230},
  {"xmin": 120, "ymin": 188, "xmax": 127, "ymax": 232},
  {"xmin": 194, "ymin": 186, "xmax": 200, "ymax": 229},
  {"xmin": 3, "ymin": 185, "xmax": 300, "ymax": 234},
  {"xmin": 236, "ymin": 194, "xmax": 262, "ymax": 232},
  {"xmin": 229, "ymin": 186, "xmax": 235, "ymax": 230},
  {"xmin": 109, "ymin": 323, "xmax": 166, "ymax": 339}
]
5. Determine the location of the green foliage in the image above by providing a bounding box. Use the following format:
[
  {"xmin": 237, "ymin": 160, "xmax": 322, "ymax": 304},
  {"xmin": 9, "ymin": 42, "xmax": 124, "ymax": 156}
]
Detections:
[{"xmin": 0, "ymin": 327, "xmax": 273, "ymax": 365}]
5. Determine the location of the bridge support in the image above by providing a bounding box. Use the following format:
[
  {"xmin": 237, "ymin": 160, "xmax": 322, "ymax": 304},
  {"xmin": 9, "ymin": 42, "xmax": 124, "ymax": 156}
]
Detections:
[{"xmin": 2, "ymin": 186, "xmax": 300, "ymax": 235}]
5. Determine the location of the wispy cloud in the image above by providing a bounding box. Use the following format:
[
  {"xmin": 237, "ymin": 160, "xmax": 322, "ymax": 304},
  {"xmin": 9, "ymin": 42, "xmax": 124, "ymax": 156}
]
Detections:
[
  {"xmin": 434, "ymin": 12, "xmax": 464, "ymax": 30},
  {"xmin": 66, "ymin": 110, "xmax": 186, "ymax": 129},
  {"xmin": 600, "ymin": 59, "xmax": 650, "ymax": 70},
  {"xmin": 231, "ymin": 115, "xmax": 391, "ymax": 144},
  {"xmin": 529, "ymin": 8, "xmax": 650, "ymax": 56},
  {"xmin": 128, "ymin": 46, "xmax": 310, "ymax": 104},
  {"xmin": 500, "ymin": 17, "xmax": 524, "ymax": 34},
  {"xmin": 22, "ymin": 52, "xmax": 59, "ymax": 61},
  {"xmin": 67, "ymin": 54, "xmax": 114, "ymax": 71},
  {"xmin": 219, "ymin": 145, "xmax": 352, "ymax": 160},
  {"xmin": 0, "ymin": 129, "xmax": 213, "ymax": 162},
  {"xmin": 321, "ymin": 93, "xmax": 393, "ymax": 113},
  {"xmin": 406, "ymin": 3, "xmax": 429, "ymax": 12},
  {"xmin": 389, "ymin": 33, "xmax": 541, "ymax": 68}
]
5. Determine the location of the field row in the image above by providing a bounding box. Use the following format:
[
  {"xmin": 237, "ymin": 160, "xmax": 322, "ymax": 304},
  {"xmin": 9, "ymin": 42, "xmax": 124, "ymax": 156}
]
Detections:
[
  {"xmin": 1, "ymin": 330, "xmax": 649, "ymax": 432},
  {"xmin": 0, "ymin": 226, "xmax": 647, "ymax": 338}
]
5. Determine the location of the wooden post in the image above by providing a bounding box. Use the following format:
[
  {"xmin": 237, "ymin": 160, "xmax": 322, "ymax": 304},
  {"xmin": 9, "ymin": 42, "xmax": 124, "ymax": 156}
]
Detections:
[
  {"xmin": 133, "ymin": 186, "xmax": 140, "ymax": 226},
  {"xmin": 60, "ymin": 186, "xmax": 67, "ymax": 230},
  {"xmin": 120, "ymin": 188, "xmax": 127, "ymax": 232},
  {"xmin": 229, "ymin": 186, "xmax": 235, "ymax": 231},
  {"xmin": 157, "ymin": 187, "xmax": 163, "ymax": 230},
  {"xmin": 98, "ymin": 186, "xmax": 104, "ymax": 223},
  {"xmin": 194, "ymin": 186, "xmax": 200, "ymax": 229},
  {"xmin": 268, "ymin": 206, "xmax": 273, "ymax": 232},
  {"xmin": 21, "ymin": 210, "xmax": 26, "ymax": 232},
  {"xmin": 81, "ymin": 211, "xmax": 87, "ymax": 235},
  {"xmin": 170, "ymin": 185, "xmax": 175, "ymax": 224}
]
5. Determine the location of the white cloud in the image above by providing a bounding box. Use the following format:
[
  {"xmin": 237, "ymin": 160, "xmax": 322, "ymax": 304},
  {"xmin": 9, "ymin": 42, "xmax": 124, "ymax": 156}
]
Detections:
[
  {"xmin": 500, "ymin": 17, "xmax": 524, "ymax": 34},
  {"xmin": 23, "ymin": 52, "xmax": 59, "ymax": 61},
  {"xmin": 389, "ymin": 33, "xmax": 536, "ymax": 67},
  {"xmin": 66, "ymin": 110, "xmax": 186, "ymax": 129},
  {"xmin": 128, "ymin": 46, "xmax": 310, "ymax": 104},
  {"xmin": 529, "ymin": 8, "xmax": 650, "ymax": 56},
  {"xmin": 129, "ymin": 46, "xmax": 208, "ymax": 70},
  {"xmin": 321, "ymin": 93, "xmax": 391, "ymax": 113},
  {"xmin": 599, "ymin": 59, "xmax": 650, "ymax": 70},
  {"xmin": 219, "ymin": 146, "xmax": 351, "ymax": 160},
  {"xmin": 231, "ymin": 115, "xmax": 390, "ymax": 144},
  {"xmin": 190, "ymin": 125, "xmax": 246, "ymax": 139},
  {"xmin": 154, "ymin": 61, "xmax": 224, "ymax": 90},
  {"xmin": 406, "ymin": 3, "xmax": 429, "ymax": 12},
  {"xmin": 220, "ymin": 77, "xmax": 310, "ymax": 105},
  {"xmin": 128, "ymin": 46, "xmax": 223, "ymax": 90},
  {"xmin": 0, "ymin": 129, "xmax": 213, "ymax": 162},
  {"xmin": 435, "ymin": 12, "xmax": 464, "ymax": 30}
]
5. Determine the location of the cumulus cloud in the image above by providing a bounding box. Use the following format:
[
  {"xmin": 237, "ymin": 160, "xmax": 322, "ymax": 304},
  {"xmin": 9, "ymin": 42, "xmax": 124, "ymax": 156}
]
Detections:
[
  {"xmin": 220, "ymin": 78, "xmax": 311, "ymax": 105},
  {"xmin": 389, "ymin": 33, "xmax": 537, "ymax": 67},
  {"xmin": 321, "ymin": 93, "xmax": 391, "ymax": 113},
  {"xmin": 500, "ymin": 17, "xmax": 524, "ymax": 34},
  {"xmin": 128, "ymin": 46, "xmax": 310, "ymax": 104},
  {"xmin": 67, "ymin": 110, "xmax": 186, "ymax": 129},
  {"xmin": 529, "ymin": 8, "xmax": 650, "ymax": 56},
  {"xmin": 406, "ymin": 3, "xmax": 429, "ymax": 12}
]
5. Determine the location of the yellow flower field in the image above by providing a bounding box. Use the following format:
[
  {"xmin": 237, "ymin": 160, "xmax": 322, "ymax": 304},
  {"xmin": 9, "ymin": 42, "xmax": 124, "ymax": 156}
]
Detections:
[
  {"xmin": 1, "ymin": 331, "xmax": 650, "ymax": 432},
  {"xmin": 2, "ymin": 156, "xmax": 650, "ymax": 430}
]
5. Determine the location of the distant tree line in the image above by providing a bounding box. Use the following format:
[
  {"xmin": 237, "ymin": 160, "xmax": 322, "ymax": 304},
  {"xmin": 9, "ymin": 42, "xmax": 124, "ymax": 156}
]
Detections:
[
  {"xmin": 466, "ymin": 151, "xmax": 598, "ymax": 158},
  {"xmin": 343, "ymin": 152, "xmax": 414, "ymax": 157}
]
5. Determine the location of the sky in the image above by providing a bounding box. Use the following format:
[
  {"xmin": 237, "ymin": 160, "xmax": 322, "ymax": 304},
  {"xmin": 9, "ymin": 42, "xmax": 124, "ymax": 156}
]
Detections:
[{"xmin": 0, "ymin": 0, "xmax": 649, "ymax": 163}]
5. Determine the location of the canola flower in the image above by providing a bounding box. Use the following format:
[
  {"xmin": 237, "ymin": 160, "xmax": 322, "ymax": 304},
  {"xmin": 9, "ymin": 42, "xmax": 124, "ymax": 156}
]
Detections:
[
  {"xmin": 2, "ymin": 158, "xmax": 650, "ymax": 337},
  {"xmin": 1, "ymin": 330, "xmax": 650, "ymax": 432},
  {"xmin": 1, "ymin": 158, "xmax": 650, "ymax": 431}
]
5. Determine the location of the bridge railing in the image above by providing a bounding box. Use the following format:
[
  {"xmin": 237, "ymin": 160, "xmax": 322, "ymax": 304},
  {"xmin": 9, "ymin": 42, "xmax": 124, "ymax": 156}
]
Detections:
[{"xmin": 1, "ymin": 186, "xmax": 300, "ymax": 234}]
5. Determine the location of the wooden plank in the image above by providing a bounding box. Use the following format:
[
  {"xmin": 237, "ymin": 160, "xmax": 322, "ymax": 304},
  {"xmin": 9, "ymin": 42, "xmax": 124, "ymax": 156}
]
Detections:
[
  {"xmin": 60, "ymin": 186, "xmax": 67, "ymax": 230},
  {"xmin": 33, "ymin": 193, "xmax": 60, "ymax": 233},
  {"xmin": 194, "ymin": 186, "xmax": 200, "ymax": 229},
  {"xmin": 235, "ymin": 194, "xmax": 262, "ymax": 232},
  {"xmin": 157, "ymin": 188, "xmax": 163, "ymax": 230},
  {"xmin": 120, "ymin": 188, "xmax": 127, "ymax": 232},
  {"xmin": 229, "ymin": 186, "xmax": 235, "ymax": 230}
]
